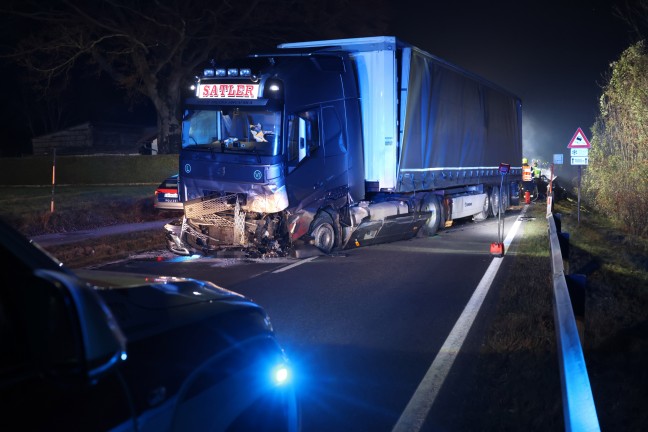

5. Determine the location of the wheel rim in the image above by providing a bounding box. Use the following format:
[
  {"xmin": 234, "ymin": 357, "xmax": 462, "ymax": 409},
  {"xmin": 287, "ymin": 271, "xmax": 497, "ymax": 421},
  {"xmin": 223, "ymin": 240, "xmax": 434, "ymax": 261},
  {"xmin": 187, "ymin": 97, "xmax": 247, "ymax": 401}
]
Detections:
[{"xmin": 424, "ymin": 196, "xmax": 440, "ymax": 233}]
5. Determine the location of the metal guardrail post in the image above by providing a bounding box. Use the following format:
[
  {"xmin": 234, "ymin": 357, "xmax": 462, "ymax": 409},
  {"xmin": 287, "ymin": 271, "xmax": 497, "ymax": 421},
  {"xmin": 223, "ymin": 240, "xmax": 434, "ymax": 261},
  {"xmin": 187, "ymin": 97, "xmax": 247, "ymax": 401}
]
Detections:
[{"xmin": 546, "ymin": 200, "xmax": 600, "ymax": 432}]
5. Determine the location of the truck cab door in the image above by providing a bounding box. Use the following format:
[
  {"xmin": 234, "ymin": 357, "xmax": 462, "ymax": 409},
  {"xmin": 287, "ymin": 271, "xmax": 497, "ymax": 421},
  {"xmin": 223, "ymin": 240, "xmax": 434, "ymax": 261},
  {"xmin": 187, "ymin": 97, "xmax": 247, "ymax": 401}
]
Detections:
[{"xmin": 285, "ymin": 109, "xmax": 325, "ymax": 208}]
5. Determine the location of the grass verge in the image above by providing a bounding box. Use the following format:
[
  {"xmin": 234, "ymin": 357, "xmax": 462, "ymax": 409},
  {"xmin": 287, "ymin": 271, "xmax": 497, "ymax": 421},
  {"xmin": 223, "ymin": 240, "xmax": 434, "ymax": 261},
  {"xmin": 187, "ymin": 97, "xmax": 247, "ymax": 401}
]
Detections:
[{"xmin": 554, "ymin": 197, "xmax": 648, "ymax": 431}]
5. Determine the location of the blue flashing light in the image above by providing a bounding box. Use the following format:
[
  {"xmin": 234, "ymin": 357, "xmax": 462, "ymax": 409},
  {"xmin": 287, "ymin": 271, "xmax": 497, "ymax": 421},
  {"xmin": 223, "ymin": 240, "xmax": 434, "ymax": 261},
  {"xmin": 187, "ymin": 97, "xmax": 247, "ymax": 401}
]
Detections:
[
  {"xmin": 227, "ymin": 68, "xmax": 239, "ymax": 77},
  {"xmin": 272, "ymin": 364, "xmax": 290, "ymax": 386},
  {"xmin": 215, "ymin": 68, "xmax": 226, "ymax": 77},
  {"xmin": 203, "ymin": 68, "xmax": 215, "ymax": 77},
  {"xmin": 240, "ymin": 68, "xmax": 251, "ymax": 77}
]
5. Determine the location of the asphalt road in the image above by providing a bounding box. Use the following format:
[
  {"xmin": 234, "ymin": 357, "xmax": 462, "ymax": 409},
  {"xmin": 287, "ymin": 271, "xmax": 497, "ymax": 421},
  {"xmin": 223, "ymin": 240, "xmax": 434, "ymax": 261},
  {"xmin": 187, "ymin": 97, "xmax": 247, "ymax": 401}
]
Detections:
[{"xmin": 96, "ymin": 210, "xmax": 527, "ymax": 431}]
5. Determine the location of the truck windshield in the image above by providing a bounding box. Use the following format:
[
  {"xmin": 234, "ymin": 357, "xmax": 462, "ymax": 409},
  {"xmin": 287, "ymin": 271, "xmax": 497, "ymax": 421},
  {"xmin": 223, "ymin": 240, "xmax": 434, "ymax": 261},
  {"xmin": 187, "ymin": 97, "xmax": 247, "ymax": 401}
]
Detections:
[{"xmin": 182, "ymin": 109, "xmax": 281, "ymax": 156}]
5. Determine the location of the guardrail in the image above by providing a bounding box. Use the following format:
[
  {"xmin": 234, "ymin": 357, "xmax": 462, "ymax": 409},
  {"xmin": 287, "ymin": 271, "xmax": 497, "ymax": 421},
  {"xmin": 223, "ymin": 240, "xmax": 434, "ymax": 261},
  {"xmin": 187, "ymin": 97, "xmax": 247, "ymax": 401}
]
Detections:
[{"xmin": 546, "ymin": 196, "xmax": 600, "ymax": 432}]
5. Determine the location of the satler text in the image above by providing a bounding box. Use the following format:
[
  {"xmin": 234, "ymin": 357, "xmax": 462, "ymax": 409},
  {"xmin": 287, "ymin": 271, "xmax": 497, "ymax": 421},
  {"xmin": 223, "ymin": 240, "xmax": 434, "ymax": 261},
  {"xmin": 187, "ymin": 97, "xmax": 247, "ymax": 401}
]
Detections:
[{"xmin": 198, "ymin": 84, "xmax": 259, "ymax": 99}]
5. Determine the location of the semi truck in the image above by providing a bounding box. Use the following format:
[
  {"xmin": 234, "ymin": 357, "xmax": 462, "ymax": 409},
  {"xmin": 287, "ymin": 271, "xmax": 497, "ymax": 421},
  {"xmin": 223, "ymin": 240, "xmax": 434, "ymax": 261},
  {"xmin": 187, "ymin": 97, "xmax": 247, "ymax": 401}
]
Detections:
[{"xmin": 165, "ymin": 36, "xmax": 523, "ymax": 257}]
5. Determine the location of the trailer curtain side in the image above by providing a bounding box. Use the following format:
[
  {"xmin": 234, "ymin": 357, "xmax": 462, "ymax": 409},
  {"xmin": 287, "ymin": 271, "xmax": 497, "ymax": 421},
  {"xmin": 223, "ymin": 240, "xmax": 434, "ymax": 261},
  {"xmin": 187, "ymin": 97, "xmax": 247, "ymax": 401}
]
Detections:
[{"xmin": 398, "ymin": 50, "xmax": 522, "ymax": 192}]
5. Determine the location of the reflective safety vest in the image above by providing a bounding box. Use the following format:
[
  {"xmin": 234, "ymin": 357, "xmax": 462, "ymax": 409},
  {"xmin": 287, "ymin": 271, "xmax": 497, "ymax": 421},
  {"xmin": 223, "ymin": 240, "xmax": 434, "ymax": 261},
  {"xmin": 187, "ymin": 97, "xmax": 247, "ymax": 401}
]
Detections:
[
  {"xmin": 532, "ymin": 166, "xmax": 541, "ymax": 179},
  {"xmin": 522, "ymin": 164, "xmax": 532, "ymax": 181}
]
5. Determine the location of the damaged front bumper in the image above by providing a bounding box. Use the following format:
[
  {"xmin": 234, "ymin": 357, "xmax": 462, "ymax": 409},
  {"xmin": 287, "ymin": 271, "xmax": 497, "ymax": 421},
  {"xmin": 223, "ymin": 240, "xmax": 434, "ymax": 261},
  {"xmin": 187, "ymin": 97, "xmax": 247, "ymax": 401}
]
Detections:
[{"xmin": 164, "ymin": 193, "xmax": 291, "ymax": 258}]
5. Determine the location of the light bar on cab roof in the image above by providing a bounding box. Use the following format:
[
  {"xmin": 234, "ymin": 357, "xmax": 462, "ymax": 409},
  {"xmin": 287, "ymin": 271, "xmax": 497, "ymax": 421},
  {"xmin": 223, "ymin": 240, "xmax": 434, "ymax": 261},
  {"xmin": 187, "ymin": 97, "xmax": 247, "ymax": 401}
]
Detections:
[{"xmin": 202, "ymin": 68, "xmax": 252, "ymax": 78}]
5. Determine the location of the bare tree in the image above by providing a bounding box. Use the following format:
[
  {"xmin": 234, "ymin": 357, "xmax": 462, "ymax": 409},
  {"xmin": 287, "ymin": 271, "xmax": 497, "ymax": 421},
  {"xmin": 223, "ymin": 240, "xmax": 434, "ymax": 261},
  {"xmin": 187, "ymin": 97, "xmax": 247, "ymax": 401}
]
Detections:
[
  {"xmin": 614, "ymin": 0, "xmax": 648, "ymax": 40},
  {"xmin": 3, "ymin": 0, "xmax": 389, "ymax": 153}
]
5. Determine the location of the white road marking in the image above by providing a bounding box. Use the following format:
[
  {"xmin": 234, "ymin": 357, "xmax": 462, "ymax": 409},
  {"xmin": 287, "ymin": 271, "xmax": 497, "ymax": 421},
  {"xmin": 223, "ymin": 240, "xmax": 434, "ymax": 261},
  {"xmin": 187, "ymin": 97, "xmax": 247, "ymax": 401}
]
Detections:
[
  {"xmin": 392, "ymin": 208, "xmax": 526, "ymax": 432},
  {"xmin": 272, "ymin": 256, "xmax": 319, "ymax": 273}
]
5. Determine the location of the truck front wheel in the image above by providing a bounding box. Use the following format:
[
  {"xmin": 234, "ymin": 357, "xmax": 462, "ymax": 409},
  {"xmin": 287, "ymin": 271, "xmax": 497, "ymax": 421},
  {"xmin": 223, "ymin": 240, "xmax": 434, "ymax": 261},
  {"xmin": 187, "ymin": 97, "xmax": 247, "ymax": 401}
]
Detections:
[{"xmin": 310, "ymin": 212, "xmax": 336, "ymax": 253}]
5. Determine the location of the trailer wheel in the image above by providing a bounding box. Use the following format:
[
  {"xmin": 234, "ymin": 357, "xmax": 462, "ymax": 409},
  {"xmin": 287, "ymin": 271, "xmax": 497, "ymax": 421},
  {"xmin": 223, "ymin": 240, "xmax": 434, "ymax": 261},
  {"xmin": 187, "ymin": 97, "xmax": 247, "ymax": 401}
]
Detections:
[
  {"xmin": 310, "ymin": 212, "xmax": 336, "ymax": 253},
  {"xmin": 473, "ymin": 192, "xmax": 490, "ymax": 221},
  {"xmin": 501, "ymin": 186, "xmax": 509, "ymax": 214},
  {"xmin": 421, "ymin": 194, "xmax": 441, "ymax": 236},
  {"xmin": 490, "ymin": 185, "xmax": 500, "ymax": 217}
]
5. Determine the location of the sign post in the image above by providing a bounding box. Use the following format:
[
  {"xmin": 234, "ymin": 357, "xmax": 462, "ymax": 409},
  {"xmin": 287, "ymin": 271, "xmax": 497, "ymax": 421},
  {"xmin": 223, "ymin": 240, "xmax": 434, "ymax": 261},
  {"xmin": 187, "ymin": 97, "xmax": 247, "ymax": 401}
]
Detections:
[{"xmin": 567, "ymin": 128, "xmax": 591, "ymax": 223}]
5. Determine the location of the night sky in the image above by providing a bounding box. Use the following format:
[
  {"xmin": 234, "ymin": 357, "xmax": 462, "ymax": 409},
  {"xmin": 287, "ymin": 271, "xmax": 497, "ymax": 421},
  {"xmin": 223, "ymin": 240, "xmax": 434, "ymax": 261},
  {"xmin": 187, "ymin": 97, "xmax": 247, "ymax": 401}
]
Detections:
[
  {"xmin": 392, "ymin": 0, "xmax": 634, "ymax": 180},
  {"xmin": 0, "ymin": 0, "xmax": 638, "ymax": 183}
]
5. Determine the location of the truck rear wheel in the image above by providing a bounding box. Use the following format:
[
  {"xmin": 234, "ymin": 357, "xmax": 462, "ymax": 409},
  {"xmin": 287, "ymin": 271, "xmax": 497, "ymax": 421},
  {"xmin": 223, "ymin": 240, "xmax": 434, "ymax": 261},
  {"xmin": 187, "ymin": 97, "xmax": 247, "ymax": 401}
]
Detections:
[
  {"xmin": 489, "ymin": 185, "xmax": 500, "ymax": 217},
  {"xmin": 421, "ymin": 194, "xmax": 441, "ymax": 235},
  {"xmin": 310, "ymin": 212, "xmax": 336, "ymax": 253},
  {"xmin": 501, "ymin": 186, "xmax": 509, "ymax": 213}
]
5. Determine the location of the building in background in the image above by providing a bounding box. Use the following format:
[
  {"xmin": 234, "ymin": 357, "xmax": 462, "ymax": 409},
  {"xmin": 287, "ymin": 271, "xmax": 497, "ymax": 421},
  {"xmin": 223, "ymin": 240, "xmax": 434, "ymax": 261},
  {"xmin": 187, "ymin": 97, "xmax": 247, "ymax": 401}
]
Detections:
[{"xmin": 31, "ymin": 121, "xmax": 156, "ymax": 156}]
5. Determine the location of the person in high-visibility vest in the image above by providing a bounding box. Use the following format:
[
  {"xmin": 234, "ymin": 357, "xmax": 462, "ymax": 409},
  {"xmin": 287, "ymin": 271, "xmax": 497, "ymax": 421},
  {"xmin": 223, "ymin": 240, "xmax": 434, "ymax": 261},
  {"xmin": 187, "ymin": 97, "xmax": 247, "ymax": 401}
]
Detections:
[
  {"xmin": 521, "ymin": 158, "xmax": 533, "ymax": 199},
  {"xmin": 532, "ymin": 160, "xmax": 542, "ymax": 179},
  {"xmin": 522, "ymin": 158, "xmax": 532, "ymax": 181}
]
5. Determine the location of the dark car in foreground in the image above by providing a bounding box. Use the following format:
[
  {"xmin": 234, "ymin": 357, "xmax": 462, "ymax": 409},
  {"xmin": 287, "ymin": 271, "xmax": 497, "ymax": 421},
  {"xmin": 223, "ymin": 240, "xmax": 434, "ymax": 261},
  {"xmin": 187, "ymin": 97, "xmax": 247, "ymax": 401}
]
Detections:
[
  {"xmin": 0, "ymin": 218, "xmax": 299, "ymax": 431},
  {"xmin": 154, "ymin": 174, "xmax": 183, "ymax": 211}
]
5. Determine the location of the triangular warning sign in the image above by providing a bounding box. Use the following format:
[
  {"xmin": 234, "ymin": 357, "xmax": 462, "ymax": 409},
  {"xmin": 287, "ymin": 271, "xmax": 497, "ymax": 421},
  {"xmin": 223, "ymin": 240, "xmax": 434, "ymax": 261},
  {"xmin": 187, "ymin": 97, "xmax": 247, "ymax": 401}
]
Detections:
[{"xmin": 567, "ymin": 127, "xmax": 591, "ymax": 149}]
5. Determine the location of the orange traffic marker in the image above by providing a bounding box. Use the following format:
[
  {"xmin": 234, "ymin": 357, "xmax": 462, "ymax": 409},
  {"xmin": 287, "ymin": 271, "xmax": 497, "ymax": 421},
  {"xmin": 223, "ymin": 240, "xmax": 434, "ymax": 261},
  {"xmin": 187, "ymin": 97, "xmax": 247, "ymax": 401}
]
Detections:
[{"xmin": 490, "ymin": 242, "xmax": 504, "ymax": 257}]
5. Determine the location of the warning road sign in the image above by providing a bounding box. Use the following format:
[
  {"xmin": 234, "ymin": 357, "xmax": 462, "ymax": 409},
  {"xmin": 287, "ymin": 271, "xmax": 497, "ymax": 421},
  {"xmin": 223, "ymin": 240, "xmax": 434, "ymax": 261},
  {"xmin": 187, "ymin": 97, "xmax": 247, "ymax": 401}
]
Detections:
[{"xmin": 567, "ymin": 127, "xmax": 591, "ymax": 149}]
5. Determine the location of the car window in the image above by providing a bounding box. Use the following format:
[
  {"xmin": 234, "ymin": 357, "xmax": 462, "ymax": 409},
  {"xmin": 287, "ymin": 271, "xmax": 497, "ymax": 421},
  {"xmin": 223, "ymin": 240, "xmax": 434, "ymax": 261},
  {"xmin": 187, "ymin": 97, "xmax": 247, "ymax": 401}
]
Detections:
[
  {"xmin": 0, "ymin": 246, "xmax": 78, "ymax": 377},
  {"xmin": 0, "ymin": 244, "xmax": 31, "ymax": 374}
]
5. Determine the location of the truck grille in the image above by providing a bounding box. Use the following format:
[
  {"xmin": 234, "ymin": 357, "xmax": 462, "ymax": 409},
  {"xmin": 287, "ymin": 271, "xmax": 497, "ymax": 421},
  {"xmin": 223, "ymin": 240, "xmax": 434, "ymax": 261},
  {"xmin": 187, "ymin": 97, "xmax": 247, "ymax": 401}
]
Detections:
[
  {"xmin": 185, "ymin": 194, "xmax": 237, "ymax": 220},
  {"xmin": 183, "ymin": 194, "xmax": 248, "ymax": 246}
]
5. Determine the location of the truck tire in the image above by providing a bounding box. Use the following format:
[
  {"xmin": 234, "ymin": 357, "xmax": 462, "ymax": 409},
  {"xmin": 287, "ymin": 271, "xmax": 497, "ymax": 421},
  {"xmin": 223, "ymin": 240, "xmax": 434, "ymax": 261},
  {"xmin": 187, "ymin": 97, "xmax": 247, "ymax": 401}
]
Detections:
[
  {"xmin": 501, "ymin": 185, "xmax": 509, "ymax": 214},
  {"xmin": 310, "ymin": 212, "xmax": 336, "ymax": 253},
  {"xmin": 421, "ymin": 194, "xmax": 441, "ymax": 235},
  {"xmin": 473, "ymin": 192, "xmax": 490, "ymax": 221},
  {"xmin": 489, "ymin": 185, "xmax": 500, "ymax": 217}
]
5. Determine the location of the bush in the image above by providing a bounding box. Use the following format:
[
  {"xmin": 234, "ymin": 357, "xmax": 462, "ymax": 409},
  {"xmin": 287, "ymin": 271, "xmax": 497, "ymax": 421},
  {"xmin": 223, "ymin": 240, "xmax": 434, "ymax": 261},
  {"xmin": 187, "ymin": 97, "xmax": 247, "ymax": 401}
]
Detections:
[{"xmin": 585, "ymin": 41, "xmax": 648, "ymax": 237}]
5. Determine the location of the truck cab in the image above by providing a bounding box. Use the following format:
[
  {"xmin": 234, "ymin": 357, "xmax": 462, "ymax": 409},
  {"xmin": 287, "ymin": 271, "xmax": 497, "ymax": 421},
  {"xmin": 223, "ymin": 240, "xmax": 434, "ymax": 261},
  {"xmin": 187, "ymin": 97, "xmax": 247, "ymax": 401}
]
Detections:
[{"xmin": 175, "ymin": 52, "xmax": 365, "ymax": 256}]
